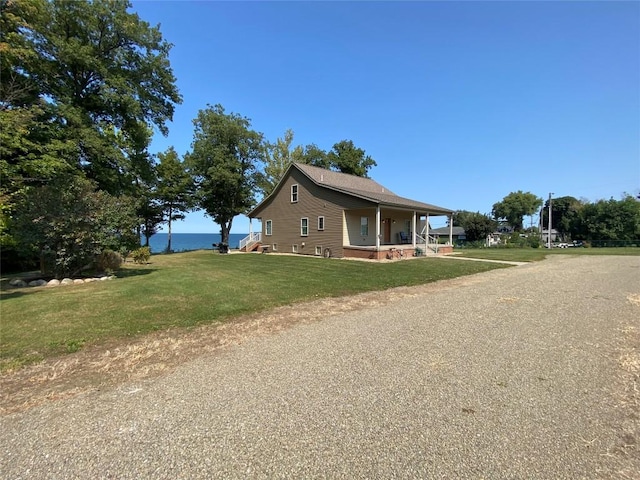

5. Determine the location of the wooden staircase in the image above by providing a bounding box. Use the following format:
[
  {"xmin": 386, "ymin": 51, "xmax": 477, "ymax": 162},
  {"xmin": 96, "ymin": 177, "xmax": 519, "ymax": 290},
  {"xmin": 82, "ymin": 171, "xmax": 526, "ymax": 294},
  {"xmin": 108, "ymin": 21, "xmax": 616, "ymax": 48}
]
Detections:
[{"xmin": 239, "ymin": 232, "xmax": 262, "ymax": 252}]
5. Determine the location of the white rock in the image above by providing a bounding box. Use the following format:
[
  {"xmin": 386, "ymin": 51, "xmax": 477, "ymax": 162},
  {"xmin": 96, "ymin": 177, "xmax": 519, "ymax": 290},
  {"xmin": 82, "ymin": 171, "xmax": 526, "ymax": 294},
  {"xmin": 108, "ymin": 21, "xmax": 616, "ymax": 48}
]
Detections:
[
  {"xmin": 73, "ymin": 279, "xmax": 85, "ymax": 284},
  {"xmin": 28, "ymin": 279, "xmax": 47, "ymax": 287},
  {"xmin": 60, "ymin": 278, "xmax": 74, "ymax": 285},
  {"xmin": 47, "ymin": 279, "xmax": 60, "ymax": 286},
  {"xmin": 9, "ymin": 279, "xmax": 27, "ymax": 287},
  {"xmin": 84, "ymin": 278, "xmax": 97, "ymax": 283},
  {"xmin": 99, "ymin": 276, "xmax": 109, "ymax": 281}
]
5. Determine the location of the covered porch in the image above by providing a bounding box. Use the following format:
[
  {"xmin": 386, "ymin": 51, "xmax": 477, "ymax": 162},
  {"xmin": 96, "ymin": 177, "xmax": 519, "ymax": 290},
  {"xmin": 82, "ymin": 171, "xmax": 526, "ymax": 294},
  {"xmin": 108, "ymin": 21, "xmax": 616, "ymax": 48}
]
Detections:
[{"xmin": 342, "ymin": 205, "xmax": 454, "ymax": 260}]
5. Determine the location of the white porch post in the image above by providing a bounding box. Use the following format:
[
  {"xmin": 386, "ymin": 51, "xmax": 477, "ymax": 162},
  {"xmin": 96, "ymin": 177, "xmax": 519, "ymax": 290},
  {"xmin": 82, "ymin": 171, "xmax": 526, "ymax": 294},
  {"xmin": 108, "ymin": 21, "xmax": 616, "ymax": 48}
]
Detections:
[
  {"xmin": 425, "ymin": 213, "xmax": 430, "ymax": 251},
  {"xmin": 249, "ymin": 218, "xmax": 253, "ymax": 237},
  {"xmin": 449, "ymin": 214, "xmax": 453, "ymax": 245},
  {"xmin": 412, "ymin": 211, "xmax": 417, "ymax": 248},
  {"xmin": 375, "ymin": 206, "xmax": 381, "ymax": 250}
]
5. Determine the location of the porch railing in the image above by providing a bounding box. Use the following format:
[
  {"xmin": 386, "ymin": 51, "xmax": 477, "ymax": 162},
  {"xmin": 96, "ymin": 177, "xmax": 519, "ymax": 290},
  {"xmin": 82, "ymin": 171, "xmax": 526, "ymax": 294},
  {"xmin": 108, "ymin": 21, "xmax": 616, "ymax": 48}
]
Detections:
[
  {"xmin": 239, "ymin": 232, "xmax": 261, "ymax": 251},
  {"xmin": 415, "ymin": 233, "xmax": 439, "ymax": 254}
]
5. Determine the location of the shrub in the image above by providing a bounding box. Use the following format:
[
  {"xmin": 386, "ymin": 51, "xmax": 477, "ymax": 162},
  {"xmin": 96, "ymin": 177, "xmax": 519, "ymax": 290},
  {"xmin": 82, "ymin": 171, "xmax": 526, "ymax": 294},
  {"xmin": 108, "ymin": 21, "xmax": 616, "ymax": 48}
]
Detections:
[
  {"xmin": 132, "ymin": 246, "xmax": 151, "ymax": 264},
  {"xmin": 96, "ymin": 249, "xmax": 123, "ymax": 273}
]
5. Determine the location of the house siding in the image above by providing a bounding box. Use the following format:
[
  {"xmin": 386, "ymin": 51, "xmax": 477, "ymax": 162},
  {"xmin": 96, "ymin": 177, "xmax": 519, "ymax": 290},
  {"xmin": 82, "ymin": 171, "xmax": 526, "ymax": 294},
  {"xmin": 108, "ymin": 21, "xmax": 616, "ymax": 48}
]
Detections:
[{"xmin": 253, "ymin": 168, "xmax": 374, "ymax": 258}]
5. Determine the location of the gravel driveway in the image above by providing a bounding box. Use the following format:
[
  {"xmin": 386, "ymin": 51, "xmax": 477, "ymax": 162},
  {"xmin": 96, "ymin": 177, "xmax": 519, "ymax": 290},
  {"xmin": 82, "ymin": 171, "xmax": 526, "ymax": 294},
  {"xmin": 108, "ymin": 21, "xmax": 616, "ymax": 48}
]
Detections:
[{"xmin": 1, "ymin": 255, "xmax": 638, "ymax": 479}]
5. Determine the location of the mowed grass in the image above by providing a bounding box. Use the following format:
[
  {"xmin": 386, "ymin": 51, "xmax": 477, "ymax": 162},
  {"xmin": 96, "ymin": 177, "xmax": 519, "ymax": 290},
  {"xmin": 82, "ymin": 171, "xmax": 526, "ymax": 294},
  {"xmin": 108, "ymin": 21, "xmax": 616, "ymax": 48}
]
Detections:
[
  {"xmin": 454, "ymin": 246, "xmax": 640, "ymax": 262},
  {"xmin": 1, "ymin": 251, "xmax": 508, "ymax": 370}
]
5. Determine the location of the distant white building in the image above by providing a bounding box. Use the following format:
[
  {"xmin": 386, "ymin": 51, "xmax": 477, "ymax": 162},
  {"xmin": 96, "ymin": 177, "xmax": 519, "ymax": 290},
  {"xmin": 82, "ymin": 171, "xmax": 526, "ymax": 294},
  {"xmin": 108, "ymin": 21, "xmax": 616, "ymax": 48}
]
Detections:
[{"xmin": 540, "ymin": 228, "xmax": 559, "ymax": 244}]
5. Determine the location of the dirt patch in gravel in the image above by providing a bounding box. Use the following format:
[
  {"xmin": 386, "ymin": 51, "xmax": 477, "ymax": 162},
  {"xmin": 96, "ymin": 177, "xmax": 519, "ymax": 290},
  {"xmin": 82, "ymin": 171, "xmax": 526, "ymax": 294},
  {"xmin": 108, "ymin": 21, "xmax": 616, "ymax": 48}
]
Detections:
[{"xmin": 1, "ymin": 276, "xmax": 485, "ymax": 415}]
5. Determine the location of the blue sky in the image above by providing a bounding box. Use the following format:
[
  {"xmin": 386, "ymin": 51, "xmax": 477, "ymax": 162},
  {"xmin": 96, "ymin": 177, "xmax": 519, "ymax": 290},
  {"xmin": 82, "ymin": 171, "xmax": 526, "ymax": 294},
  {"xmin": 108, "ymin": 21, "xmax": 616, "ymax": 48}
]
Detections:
[{"xmin": 131, "ymin": 1, "xmax": 639, "ymax": 233}]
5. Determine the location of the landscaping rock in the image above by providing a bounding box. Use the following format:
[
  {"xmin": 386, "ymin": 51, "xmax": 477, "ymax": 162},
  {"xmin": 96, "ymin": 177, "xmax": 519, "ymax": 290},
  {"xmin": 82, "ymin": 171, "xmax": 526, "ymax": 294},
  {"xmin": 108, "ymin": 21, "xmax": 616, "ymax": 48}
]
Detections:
[
  {"xmin": 73, "ymin": 279, "xmax": 85, "ymax": 284},
  {"xmin": 60, "ymin": 278, "xmax": 74, "ymax": 286},
  {"xmin": 99, "ymin": 276, "xmax": 109, "ymax": 281},
  {"xmin": 28, "ymin": 279, "xmax": 47, "ymax": 287},
  {"xmin": 47, "ymin": 279, "xmax": 60, "ymax": 287},
  {"xmin": 9, "ymin": 279, "xmax": 27, "ymax": 288},
  {"xmin": 84, "ymin": 278, "xmax": 97, "ymax": 283}
]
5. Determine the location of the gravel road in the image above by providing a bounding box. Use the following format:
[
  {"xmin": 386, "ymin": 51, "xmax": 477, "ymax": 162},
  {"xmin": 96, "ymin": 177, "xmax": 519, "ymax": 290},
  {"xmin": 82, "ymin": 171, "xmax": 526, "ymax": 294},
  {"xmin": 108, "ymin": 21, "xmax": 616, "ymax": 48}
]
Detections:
[{"xmin": 1, "ymin": 255, "xmax": 639, "ymax": 479}]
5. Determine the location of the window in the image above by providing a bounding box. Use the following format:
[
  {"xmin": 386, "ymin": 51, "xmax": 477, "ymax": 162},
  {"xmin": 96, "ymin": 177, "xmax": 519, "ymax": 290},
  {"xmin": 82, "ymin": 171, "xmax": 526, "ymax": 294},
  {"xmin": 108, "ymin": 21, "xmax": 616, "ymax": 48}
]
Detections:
[
  {"xmin": 360, "ymin": 216, "xmax": 369, "ymax": 236},
  {"xmin": 292, "ymin": 244, "xmax": 298, "ymax": 253},
  {"xmin": 272, "ymin": 243, "xmax": 278, "ymax": 251},
  {"xmin": 318, "ymin": 216, "xmax": 325, "ymax": 231},
  {"xmin": 265, "ymin": 219, "xmax": 272, "ymax": 236},
  {"xmin": 300, "ymin": 217, "xmax": 309, "ymax": 236},
  {"xmin": 315, "ymin": 246, "xmax": 322, "ymax": 256},
  {"xmin": 291, "ymin": 184, "xmax": 298, "ymax": 203}
]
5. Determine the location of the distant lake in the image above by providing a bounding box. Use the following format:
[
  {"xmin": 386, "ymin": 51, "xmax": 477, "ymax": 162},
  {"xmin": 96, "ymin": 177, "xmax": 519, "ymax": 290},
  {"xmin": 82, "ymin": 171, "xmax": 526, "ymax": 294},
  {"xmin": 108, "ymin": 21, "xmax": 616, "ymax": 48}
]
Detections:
[{"xmin": 144, "ymin": 233, "xmax": 248, "ymax": 254}]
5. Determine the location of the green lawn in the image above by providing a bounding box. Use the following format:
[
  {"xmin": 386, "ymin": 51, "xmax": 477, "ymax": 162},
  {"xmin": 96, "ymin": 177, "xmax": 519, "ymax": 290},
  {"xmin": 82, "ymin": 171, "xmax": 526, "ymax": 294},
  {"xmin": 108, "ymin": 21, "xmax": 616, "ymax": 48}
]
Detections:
[
  {"xmin": 454, "ymin": 246, "xmax": 640, "ymax": 262},
  {"xmin": 1, "ymin": 251, "xmax": 509, "ymax": 370}
]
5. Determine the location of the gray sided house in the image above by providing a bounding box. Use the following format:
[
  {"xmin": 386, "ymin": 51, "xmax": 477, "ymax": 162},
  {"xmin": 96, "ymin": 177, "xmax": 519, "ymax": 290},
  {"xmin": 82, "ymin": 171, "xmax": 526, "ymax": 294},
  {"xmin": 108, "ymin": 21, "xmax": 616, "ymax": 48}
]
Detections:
[
  {"xmin": 244, "ymin": 163, "xmax": 455, "ymax": 259},
  {"xmin": 431, "ymin": 226, "xmax": 466, "ymax": 244}
]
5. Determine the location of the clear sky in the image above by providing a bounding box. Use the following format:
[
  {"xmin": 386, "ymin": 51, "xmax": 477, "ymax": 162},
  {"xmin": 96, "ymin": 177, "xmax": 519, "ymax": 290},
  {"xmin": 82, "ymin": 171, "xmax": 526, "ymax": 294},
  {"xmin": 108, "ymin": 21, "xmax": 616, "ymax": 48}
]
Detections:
[{"xmin": 131, "ymin": 0, "xmax": 639, "ymax": 234}]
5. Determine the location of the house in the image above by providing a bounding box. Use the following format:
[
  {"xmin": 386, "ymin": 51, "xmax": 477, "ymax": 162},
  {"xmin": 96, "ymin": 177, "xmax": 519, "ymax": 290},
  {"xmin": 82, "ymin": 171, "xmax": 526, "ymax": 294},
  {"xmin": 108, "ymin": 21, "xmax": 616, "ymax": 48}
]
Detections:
[
  {"xmin": 540, "ymin": 228, "xmax": 559, "ymax": 244},
  {"xmin": 244, "ymin": 163, "xmax": 455, "ymax": 259},
  {"xmin": 486, "ymin": 223, "xmax": 516, "ymax": 246},
  {"xmin": 431, "ymin": 226, "xmax": 466, "ymax": 244}
]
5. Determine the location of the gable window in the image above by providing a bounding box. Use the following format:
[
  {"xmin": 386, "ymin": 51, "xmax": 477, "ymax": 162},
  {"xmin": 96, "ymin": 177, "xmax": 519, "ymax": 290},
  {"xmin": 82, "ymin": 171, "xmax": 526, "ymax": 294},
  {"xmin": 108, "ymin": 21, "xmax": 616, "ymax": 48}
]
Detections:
[
  {"xmin": 360, "ymin": 216, "xmax": 369, "ymax": 236},
  {"xmin": 265, "ymin": 219, "xmax": 273, "ymax": 236},
  {"xmin": 318, "ymin": 216, "xmax": 325, "ymax": 231},
  {"xmin": 291, "ymin": 184, "xmax": 298, "ymax": 203},
  {"xmin": 301, "ymin": 217, "xmax": 309, "ymax": 236}
]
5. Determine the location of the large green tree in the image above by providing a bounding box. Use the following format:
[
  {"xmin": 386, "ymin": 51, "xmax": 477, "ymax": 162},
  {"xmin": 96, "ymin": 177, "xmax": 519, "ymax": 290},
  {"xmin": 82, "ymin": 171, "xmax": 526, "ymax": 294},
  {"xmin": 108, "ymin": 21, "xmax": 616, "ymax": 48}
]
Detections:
[
  {"xmin": 292, "ymin": 143, "xmax": 330, "ymax": 169},
  {"xmin": 156, "ymin": 147, "xmax": 194, "ymax": 252},
  {"xmin": 571, "ymin": 194, "xmax": 640, "ymax": 243},
  {"xmin": 186, "ymin": 104, "xmax": 265, "ymax": 245},
  {"xmin": 257, "ymin": 129, "xmax": 296, "ymax": 197},
  {"xmin": 492, "ymin": 191, "xmax": 542, "ymax": 231},
  {"xmin": 452, "ymin": 210, "xmax": 497, "ymax": 242},
  {"xmin": 541, "ymin": 195, "xmax": 582, "ymax": 240},
  {"xmin": 1, "ymin": 0, "xmax": 180, "ymax": 267},
  {"xmin": 326, "ymin": 140, "xmax": 376, "ymax": 177},
  {"xmin": 1, "ymin": 0, "xmax": 181, "ymax": 195}
]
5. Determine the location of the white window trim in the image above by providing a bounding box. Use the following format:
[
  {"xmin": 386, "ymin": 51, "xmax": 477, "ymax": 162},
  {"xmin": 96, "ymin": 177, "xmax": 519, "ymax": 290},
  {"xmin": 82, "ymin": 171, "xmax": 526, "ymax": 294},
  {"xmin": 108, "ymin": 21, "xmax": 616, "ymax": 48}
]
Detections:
[
  {"xmin": 318, "ymin": 216, "xmax": 325, "ymax": 231},
  {"xmin": 291, "ymin": 184, "xmax": 298, "ymax": 203},
  {"xmin": 265, "ymin": 219, "xmax": 272, "ymax": 236},
  {"xmin": 301, "ymin": 217, "xmax": 309, "ymax": 236},
  {"xmin": 272, "ymin": 243, "xmax": 278, "ymax": 251},
  {"xmin": 292, "ymin": 244, "xmax": 298, "ymax": 253},
  {"xmin": 315, "ymin": 246, "xmax": 322, "ymax": 256}
]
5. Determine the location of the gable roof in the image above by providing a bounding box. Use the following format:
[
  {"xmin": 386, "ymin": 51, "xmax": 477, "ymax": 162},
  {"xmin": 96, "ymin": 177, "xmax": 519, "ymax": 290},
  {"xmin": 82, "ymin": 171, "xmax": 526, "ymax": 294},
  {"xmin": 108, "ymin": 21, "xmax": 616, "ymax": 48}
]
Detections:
[{"xmin": 249, "ymin": 163, "xmax": 453, "ymax": 217}]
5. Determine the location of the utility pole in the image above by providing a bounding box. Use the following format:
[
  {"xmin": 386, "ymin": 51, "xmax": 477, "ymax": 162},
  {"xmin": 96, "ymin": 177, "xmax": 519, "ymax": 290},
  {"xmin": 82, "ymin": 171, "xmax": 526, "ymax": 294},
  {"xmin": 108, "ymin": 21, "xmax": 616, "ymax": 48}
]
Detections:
[{"xmin": 547, "ymin": 192, "xmax": 553, "ymax": 249}]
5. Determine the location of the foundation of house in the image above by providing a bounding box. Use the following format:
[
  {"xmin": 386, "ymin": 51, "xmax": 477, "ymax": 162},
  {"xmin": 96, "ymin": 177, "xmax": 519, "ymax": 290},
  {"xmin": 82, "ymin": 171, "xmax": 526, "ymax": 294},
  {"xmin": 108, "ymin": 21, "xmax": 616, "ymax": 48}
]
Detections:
[{"xmin": 342, "ymin": 244, "xmax": 453, "ymax": 260}]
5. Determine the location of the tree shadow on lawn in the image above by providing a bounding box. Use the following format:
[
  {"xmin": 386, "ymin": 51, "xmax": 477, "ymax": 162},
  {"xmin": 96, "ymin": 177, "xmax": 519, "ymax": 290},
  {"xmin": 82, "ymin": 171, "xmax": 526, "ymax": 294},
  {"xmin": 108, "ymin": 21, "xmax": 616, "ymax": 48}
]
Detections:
[{"xmin": 0, "ymin": 268, "xmax": 157, "ymax": 299}]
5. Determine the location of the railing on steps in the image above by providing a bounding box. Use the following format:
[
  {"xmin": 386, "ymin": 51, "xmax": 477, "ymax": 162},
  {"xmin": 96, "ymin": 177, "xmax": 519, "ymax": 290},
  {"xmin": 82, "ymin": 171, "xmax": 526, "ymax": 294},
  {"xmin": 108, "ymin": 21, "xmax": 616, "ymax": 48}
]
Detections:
[
  {"xmin": 239, "ymin": 232, "xmax": 261, "ymax": 251},
  {"xmin": 415, "ymin": 234, "xmax": 439, "ymax": 254}
]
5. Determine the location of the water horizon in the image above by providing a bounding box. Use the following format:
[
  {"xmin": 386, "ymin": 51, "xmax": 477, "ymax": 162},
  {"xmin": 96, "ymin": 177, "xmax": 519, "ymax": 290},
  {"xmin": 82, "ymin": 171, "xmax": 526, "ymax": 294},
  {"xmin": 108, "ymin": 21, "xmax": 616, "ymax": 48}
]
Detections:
[{"xmin": 143, "ymin": 233, "xmax": 249, "ymax": 254}]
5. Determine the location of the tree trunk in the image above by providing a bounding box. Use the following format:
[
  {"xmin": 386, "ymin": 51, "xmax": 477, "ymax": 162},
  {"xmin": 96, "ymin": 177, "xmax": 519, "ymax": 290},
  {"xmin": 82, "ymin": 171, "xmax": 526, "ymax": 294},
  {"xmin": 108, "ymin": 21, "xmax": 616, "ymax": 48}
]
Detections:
[
  {"xmin": 166, "ymin": 205, "xmax": 173, "ymax": 253},
  {"xmin": 220, "ymin": 218, "xmax": 233, "ymax": 245}
]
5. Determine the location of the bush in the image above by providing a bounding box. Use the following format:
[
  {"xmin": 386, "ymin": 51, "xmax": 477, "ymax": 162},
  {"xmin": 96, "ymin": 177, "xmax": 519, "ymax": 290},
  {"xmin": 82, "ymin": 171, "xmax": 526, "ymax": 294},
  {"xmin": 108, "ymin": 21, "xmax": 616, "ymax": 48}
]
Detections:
[
  {"xmin": 96, "ymin": 249, "xmax": 123, "ymax": 273},
  {"xmin": 527, "ymin": 236, "xmax": 541, "ymax": 248},
  {"xmin": 132, "ymin": 246, "xmax": 151, "ymax": 264}
]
